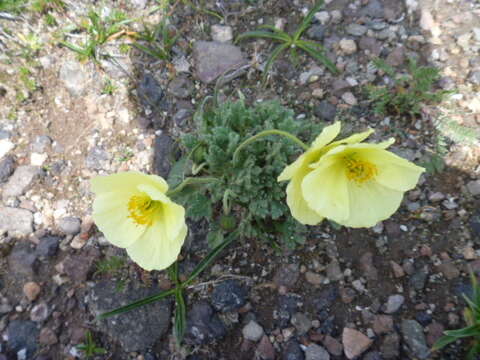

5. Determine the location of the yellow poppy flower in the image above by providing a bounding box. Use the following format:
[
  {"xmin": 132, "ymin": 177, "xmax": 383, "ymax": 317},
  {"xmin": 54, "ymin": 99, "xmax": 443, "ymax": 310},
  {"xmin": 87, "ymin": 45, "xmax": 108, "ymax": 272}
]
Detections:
[
  {"xmin": 278, "ymin": 123, "xmax": 425, "ymax": 228},
  {"xmin": 91, "ymin": 171, "xmax": 187, "ymax": 271}
]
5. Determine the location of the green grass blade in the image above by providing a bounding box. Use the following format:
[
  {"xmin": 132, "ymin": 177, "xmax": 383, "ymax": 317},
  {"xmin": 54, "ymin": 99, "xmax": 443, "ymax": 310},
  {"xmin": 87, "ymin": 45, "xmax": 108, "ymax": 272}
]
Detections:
[
  {"xmin": 293, "ymin": 0, "xmax": 324, "ymax": 41},
  {"xmin": 174, "ymin": 288, "xmax": 187, "ymax": 344},
  {"xmin": 261, "ymin": 42, "xmax": 290, "ymax": 84},
  {"xmin": 432, "ymin": 334, "xmax": 458, "ymax": 351},
  {"xmin": 132, "ymin": 43, "xmax": 168, "ymax": 60},
  {"xmin": 257, "ymin": 25, "xmax": 291, "ymax": 40},
  {"xmin": 60, "ymin": 41, "xmax": 88, "ymax": 55},
  {"xmin": 184, "ymin": 230, "xmax": 239, "ymax": 285},
  {"xmin": 444, "ymin": 324, "xmax": 480, "ymax": 338},
  {"xmin": 296, "ymin": 41, "xmax": 338, "ymax": 74},
  {"xmin": 236, "ymin": 30, "xmax": 289, "ymax": 44},
  {"xmin": 98, "ymin": 287, "xmax": 176, "ymax": 318}
]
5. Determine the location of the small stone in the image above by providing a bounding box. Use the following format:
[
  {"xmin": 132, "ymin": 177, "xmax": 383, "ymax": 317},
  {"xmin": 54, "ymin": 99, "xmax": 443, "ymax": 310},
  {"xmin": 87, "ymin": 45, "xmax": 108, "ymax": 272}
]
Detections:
[
  {"xmin": 429, "ymin": 192, "xmax": 445, "ymax": 202},
  {"xmin": 380, "ymin": 332, "xmax": 400, "ymax": 359},
  {"xmin": 0, "ymin": 155, "xmax": 15, "ymax": 183},
  {"xmin": 305, "ymin": 271, "xmax": 324, "ymax": 286},
  {"xmin": 7, "ymin": 320, "xmax": 39, "ymax": 357},
  {"xmin": 339, "ymin": 287, "xmax": 356, "ymax": 303},
  {"xmin": 153, "ymin": 132, "xmax": 174, "ymax": 177},
  {"xmin": 211, "ymin": 25, "xmax": 233, "ymax": 42},
  {"xmin": 314, "ymin": 101, "xmax": 337, "ymax": 122},
  {"xmin": 30, "ymin": 153, "xmax": 47, "ymax": 166},
  {"xmin": 468, "ymin": 71, "xmax": 480, "ymax": 86},
  {"xmin": 426, "ymin": 322, "xmax": 444, "ymax": 347},
  {"xmin": 409, "ymin": 269, "xmax": 428, "ymax": 290},
  {"xmin": 339, "ymin": 39, "xmax": 357, "ymax": 55},
  {"xmin": 359, "ymin": 252, "xmax": 378, "ymax": 281},
  {"xmin": 352, "ymin": 279, "xmax": 366, "ymax": 293},
  {"xmin": 314, "ymin": 11, "xmax": 330, "ymax": 25},
  {"xmin": 291, "ymin": 312, "xmax": 312, "ymax": 335},
  {"xmin": 8, "ymin": 242, "xmax": 38, "ymax": 276},
  {"xmin": 467, "ymin": 180, "xmax": 480, "ymax": 196},
  {"xmin": 168, "ymin": 76, "xmax": 194, "ymax": 99},
  {"xmin": 390, "ymin": 261, "xmax": 405, "ymax": 278},
  {"xmin": 85, "ymin": 147, "xmax": 110, "ymax": 170},
  {"xmin": 283, "ymin": 340, "xmax": 304, "ymax": 360},
  {"xmin": 211, "ymin": 279, "xmax": 248, "ymax": 312},
  {"xmin": 193, "ymin": 41, "xmax": 247, "ymax": 84},
  {"xmin": 59, "ymin": 60, "xmax": 89, "ymax": 96},
  {"xmin": 384, "ymin": 295, "xmax": 404, "ymax": 314},
  {"xmin": 305, "ymin": 343, "xmax": 330, "ymax": 360},
  {"xmin": 415, "ymin": 311, "xmax": 432, "ymax": 326},
  {"xmin": 2, "ymin": 165, "xmax": 42, "ymax": 199},
  {"xmin": 342, "ymin": 328, "xmax": 373, "ymax": 359},
  {"xmin": 437, "ymin": 262, "xmax": 460, "ymax": 279},
  {"xmin": 401, "ymin": 320, "xmax": 430, "ymax": 359},
  {"xmin": 346, "ymin": 24, "xmax": 367, "ymax": 37},
  {"xmin": 57, "ymin": 216, "xmax": 81, "ymax": 235},
  {"xmin": 39, "ymin": 327, "xmax": 58, "ymax": 346},
  {"xmin": 23, "ymin": 282, "xmax": 41, "ymax": 301},
  {"xmin": 70, "ymin": 235, "xmax": 88, "ymax": 249},
  {"xmin": 137, "ymin": 73, "xmax": 164, "ymax": 109},
  {"xmin": 312, "ymin": 89, "xmax": 324, "ymax": 99},
  {"xmin": 386, "ymin": 46, "xmax": 405, "ymax": 67},
  {"xmin": 313, "ymin": 286, "xmax": 338, "ymax": 312},
  {"xmin": 322, "ymin": 335, "xmax": 343, "ymax": 356},
  {"xmin": 307, "ymin": 25, "xmax": 327, "ymax": 41},
  {"xmin": 330, "ymin": 10, "xmax": 342, "ymax": 23},
  {"xmin": 341, "ymin": 92, "xmax": 357, "ymax": 106},
  {"xmin": 36, "ymin": 235, "xmax": 61, "ymax": 258},
  {"xmin": 31, "ymin": 135, "xmax": 52, "ymax": 153},
  {"xmin": 326, "ymin": 261, "xmax": 343, "ymax": 281},
  {"xmin": 30, "ymin": 302, "xmax": 49, "ymax": 322},
  {"xmin": 273, "ymin": 263, "xmax": 300, "ymax": 289},
  {"xmin": 0, "ymin": 139, "xmax": 14, "ymax": 160},
  {"xmin": 0, "ymin": 207, "xmax": 33, "ymax": 235},
  {"xmin": 257, "ymin": 335, "xmax": 275, "ymax": 360},
  {"xmin": 373, "ymin": 315, "xmax": 394, "ymax": 335},
  {"xmin": 359, "ymin": 37, "xmax": 382, "ymax": 56},
  {"xmin": 242, "ymin": 320, "xmax": 264, "ymax": 342},
  {"xmin": 63, "ymin": 249, "xmax": 98, "ymax": 283}
]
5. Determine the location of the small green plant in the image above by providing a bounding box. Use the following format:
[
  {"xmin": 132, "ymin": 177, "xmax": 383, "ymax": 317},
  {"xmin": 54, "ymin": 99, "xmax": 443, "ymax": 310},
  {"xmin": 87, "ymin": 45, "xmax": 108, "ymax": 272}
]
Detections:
[
  {"xmin": 0, "ymin": 0, "xmax": 28, "ymax": 13},
  {"xmin": 76, "ymin": 331, "xmax": 107, "ymax": 359},
  {"xmin": 174, "ymin": 97, "xmax": 322, "ymax": 248},
  {"xmin": 236, "ymin": 0, "xmax": 337, "ymax": 82},
  {"xmin": 18, "ymin": 66, "xmax": 38, "ymax": 92},
  {"xmin": 132, "ymin": 19, "xmax": 179, "ymax": 61},
  {"xmin": 94, "ymin": 255, "xmax": 125, "ymax": 276},
  {"xmin": 101, "ymin": 78, "xmax": 117, "ymax": 95},
  {"xmin": 366, "ymin": 57, "xmax": 449, "ymax": 118},
  {"xmin": 433, "ymin": 271, "xmax": 480, "ymax": 359},
  {"xmin": 61, "ymin": 9, "xmax": 134, "ymax": 62}
]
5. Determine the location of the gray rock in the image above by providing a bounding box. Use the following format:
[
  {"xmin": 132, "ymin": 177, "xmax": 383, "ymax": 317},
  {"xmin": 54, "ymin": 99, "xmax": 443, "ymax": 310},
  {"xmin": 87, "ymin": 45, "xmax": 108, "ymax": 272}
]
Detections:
[
  {"xmin": 381, "ymin": 332, "xmax": 400, "ymax": 359},
  {"xmin": 36, "ymin": 234, "xmax": 61, "ymax": 258},
  {"xmin": 211, "ymin": 25, "xmax": 233, "ymax": 43},
  {"xmin": 211, "ymin": 279, "xmax": 248, "ymax": 312},
  {"xmin": 467, "ymin": 180, "xmax": 480, "ymax": 196},
  {"xmin": 307, "ymin": 25, "xmax": 327, "ymax": 41},
  {"xmin": 59, "ymin": 60, "xmax": 89, "ymax": 96},
  {"xmin": 63, "ymin": 249, "xmax": 99, "ymax": 283},
  {"xmin": 2, "ymin": 165, "xmax": 42, "ymax": 199},
  {"xmin": 8, "ymin": 241, "xmax": 38, "ymax": 277},
  {"xmin": 361, "ymin": 0, "xmax": 384, "ymax": 18},
  {"xmin": 291, "ymin": 312, "xmax": 312, "ymax": 335},
  {"xmin": 185, "ymin": 301, "xmax": 226, "ymax": 345},
  {"xmin": 153, "ymin": 132, "xmax": 174, "ymax": 178},
  {"xmin": 137, "ymin": 73, "xmax": 164, "ymax": 108},
  {"xmin": 401, "ymin": 320, "xmax": 430, "ymax": 359},
  {"xmin": 384, "ymin": 294, "xmax": 404, "ymax": 314},
  {"xmin": 469, "ymin": 71, "xmax": 480, "ymax": 85},
  {"xmin": 386, "ymin": 47, "xmax": 405, "ymax": 67},
  {"xmin": 342, "ymin": 328, "xmax": 373, "ymax": 359},
  {"xmin": 439, "ymin": 76, "xmax": 456, "ymax": 91},
  {"xmin": 57, "ymin": 216, "xmax": 81, "ymax": 235},
  {"xmin": 359, "ymin": 37, "xmax": 382, "ymax": 56},
  {"xmin": 313, "ymin": 285, "xmax": 338, "ymax": 312},
  {"xmin": 326, "ymin": 261, "xmax": 343, "ymax": 281},
  {"xmin": 7, "ymin": 320, "xmax": 39, "ymax": 357},
  {"xmin": 30, "ymin": 302, "xmax": 49, "ymax": 322},
  {"xmin": 0, "ymin": 130, "xmax": 12, "ymax": 140},
  {"xmin": 314, "ymin": 101, "xmax": 337, "ymax": 122},
  {"xmin": 277, "ymin": 293, "xmax": 301, "ymax": 328},
  {"xmin": 88, "ymin": 280, "xmax": 172, "ymax": 352},
  {"xmin": 0, "ymin": 207, "xmax": 33, "ymax": 235},
  {"xmin": 31, "ymin": 135, "xmax": 52, "ymax": 153},
  {"xmin": 273, "ymin": 263, "xmax": 300, "ymax": 289},
  {"xmin": 283, "ymin": 340, "xmax": 304, "ymax": 360},
  {"xmin": 193, "ymin": 41, "xmax": 247, "ymax": 84},
  {"xmin": 242, "ymin": 320, "xmax": 264, "ymax": 341},
  {"xmin": 305, "ymin": 343, "xmax": 330, "ymax": 360},
  {"xmin": 409, "ymin": 269, "xmax": 428, "ymax": 290},
  {"xmin": 346, "ymin": 24, "xmax": 367, "ymax": 37},
  {"xmin": 85, "ymin": 146, "xmax": 110, "ymax": 170},
  {"xmin": 168, "ymin": 76, "xmax": 194, "ymax": 99},
  {"xmin": 0, "ymin": 155, "xmax": 15, "ymax": 183},
  {"xmin": 362, "ymin": 351, "xmax": 383, "ymax": 360}
]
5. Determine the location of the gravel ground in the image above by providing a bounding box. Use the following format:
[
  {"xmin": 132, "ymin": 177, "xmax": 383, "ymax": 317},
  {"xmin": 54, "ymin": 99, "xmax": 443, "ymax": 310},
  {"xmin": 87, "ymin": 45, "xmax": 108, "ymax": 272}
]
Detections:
[{"xmin": 0, "ymin": 0, "xmax": 480, "ymax": 359}]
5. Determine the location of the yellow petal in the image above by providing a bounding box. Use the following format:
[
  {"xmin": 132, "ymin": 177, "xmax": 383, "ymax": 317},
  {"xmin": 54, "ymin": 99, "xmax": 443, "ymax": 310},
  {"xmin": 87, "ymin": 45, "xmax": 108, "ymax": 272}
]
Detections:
[
  {"xmin": 126, "ymin": 221, "xmax": 187, "ymax": 271},
  {"xmin": 302, "ymin": 157, "xmax": 350, "ymax": 223},
  {"xmin": 286, "ymin": 172, "xmax": 324, "ymax": 225},
  {"xmin": 278, "ymin": 154, "xmax": 306, "ymax": 182},
  {"xmin": 342, "ymin": 182, "xmax": 404, "ymax": 228},
  {"xmin": 311, "ymin": 122, "xmax": 341, "ymax": 150},
  {"xmin": 91, "ymin": 171, "xmax": 168, "ymax": 195},
  {"xmin": 92, "ymin": 192, "xmax": 146, "ymax": 248}
]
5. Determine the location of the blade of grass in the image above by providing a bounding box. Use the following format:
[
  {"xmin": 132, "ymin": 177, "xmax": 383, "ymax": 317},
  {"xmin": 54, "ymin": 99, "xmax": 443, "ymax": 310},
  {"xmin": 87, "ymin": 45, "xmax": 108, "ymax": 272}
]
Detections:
[
  {"xmin": 132, "ymin": 42, "xmax": 168, "ymax": 60},
  {"xmin": 236, "ymin": 30, "xmax": 290, "ymax": 44},
  {"xmin": 432, "ymin": 334, "xmax": 458, "ymax": 351},
  {"xmin": 296, "ymin": 40, "xmax": 338, "ymax": 74},
  {"xmin": 293, "ymin": 0, "xmax": 324, "ymax": 41},
  {"xmin": 98, "ymin": 287, "xmax": 176, "ymax": 318},
  {"xmin": 257, "ymin": 25, "xmax": 291, "ymax": 41},
  {"xmin": 444, "ymin": 324, "xmax": 480, "ymax": 338},
  {"xmin": 184, "ymin": 230, "xmax": 238, "ymax": 286},
  {"xmin": 261, "ymin": 42, "xmax": 290, "ymax": 84},
  {"xmin": 174, "ymin": 288, "xmax": 187, "ymax": 344}
]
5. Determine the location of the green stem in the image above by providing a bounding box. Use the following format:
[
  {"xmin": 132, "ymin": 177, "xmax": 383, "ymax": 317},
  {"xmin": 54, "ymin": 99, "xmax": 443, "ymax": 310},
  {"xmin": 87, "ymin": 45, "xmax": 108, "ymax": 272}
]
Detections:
[
  {"xmin": 167, "ymin": 177, "xmax": 218, "ymax": 196},
  {"xmin": 233, "ymin": 130, "xmax": 309, "ymax": 162}
]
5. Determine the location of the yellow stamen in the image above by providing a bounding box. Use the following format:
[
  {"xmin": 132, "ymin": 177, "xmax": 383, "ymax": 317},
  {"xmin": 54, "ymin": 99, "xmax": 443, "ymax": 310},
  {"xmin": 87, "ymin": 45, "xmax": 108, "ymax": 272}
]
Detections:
[
  {"xmin": 344, "ymin": 156, "xmax": 378, "ymax": 184},
  {"xmin": 127, "ymin": 194, "xmax": 162, "ymax": 226}
]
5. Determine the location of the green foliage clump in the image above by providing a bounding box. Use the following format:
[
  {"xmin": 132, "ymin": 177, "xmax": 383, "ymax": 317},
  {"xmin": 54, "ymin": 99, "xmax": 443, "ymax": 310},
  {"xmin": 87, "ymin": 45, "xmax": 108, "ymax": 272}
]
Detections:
[
  {"xmin": 433, "ymin": 272, "xmax": 480, "ymax": 359},
  {"xmin": 173, "ymin": 98, "xmax": 322, "ymax": 248},
  {"xmin": 77, "ymin": 331, "xmax": 107, "ymax": 359},
  {"xmin": 366, "ymin": 58, "xmax": 449, "ymax": 118},
  {"xmin": 133, "ymin": 19, "xmax": 179, "ymax": 61},
  {"xmin": 0, "ymin": 0, "xmax": 28, "ymax": 13}
]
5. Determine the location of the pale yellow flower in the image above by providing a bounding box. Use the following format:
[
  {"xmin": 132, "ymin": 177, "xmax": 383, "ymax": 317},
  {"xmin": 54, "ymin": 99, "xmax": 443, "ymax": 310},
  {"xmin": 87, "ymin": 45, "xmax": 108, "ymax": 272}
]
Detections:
[
  {"xmin": 91, "ymin": 171, "xmax": 187, "ymax": 271},
  {"xmin": 278, "ymin": 122, "xmax": 425, "ymax": 228}
]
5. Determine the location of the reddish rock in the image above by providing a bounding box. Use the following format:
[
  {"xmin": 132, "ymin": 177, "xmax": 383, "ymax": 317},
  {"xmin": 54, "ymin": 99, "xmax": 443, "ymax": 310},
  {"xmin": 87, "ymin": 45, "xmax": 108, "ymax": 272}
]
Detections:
[
  {"xmin": 390, "ymin": 261, "xmax": 405, "ymax": 278},
  {"xmin": 437, "ymin": 262, "xmax": 460, "ymax": 280},
  {"xmin": 256, "ymin": 335, "xmax": 275, "ymax": 360},
  {"xmin": 23, "ymin": 282, "xmax": 41, "ymax": 302},
  {"xmin": 323, "ymin": 335, "xmax": 343, "ymax": 356},
  {"xmin": 426, "ymin": 322, "xmax": 445, "ymax": 346},
  {"xmin": 342, "ymin": 328, "xmax": 373, "ymax": 359},
  {"xmin": 39, "ymin": 327, "xmax": 58, "ymax": 345},
  {"xmin": 373, "ymin": 315, "xmax": 394, "ymax": 335},
  {"xmin": 359, "ymin": 252, "xmax": 378, "ymax": 281}
]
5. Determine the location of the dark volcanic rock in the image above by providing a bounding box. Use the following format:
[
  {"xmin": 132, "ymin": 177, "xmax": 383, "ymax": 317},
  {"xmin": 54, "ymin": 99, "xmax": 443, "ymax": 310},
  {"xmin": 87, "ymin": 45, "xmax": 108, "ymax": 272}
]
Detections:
[
  {"xmin": 282, "ymin": 339, "xmax": 304, "ymax": 360},
  {"xmin": 0, "ymin": 155, "xmax": 15, "ymax": 183},
  {"xmin": 185, "ymin": 301, "xmax": 226, "ymax": 345},
  {"xmin": 211, "ymin": 279, "xmax": 248, "ymax": 312},
  {"xmin": 88, "ymin": 280, "xmax": 172, "ymax": 352},
  {"xmin": 8, "ymin": 241, "xmax": 38, "ymax": 277},
  {"xmin": 153, "ymin": 132, "xmax": 174, "ymax": 178},
  {"xmin": 36, "ymin": 235, "xmax": 61, "ymax": 258},
  {"xmin": 7, "ymin": 320, "xmax": 39, "ymax": 357},
  {"xmin": 137, "ymin": 73, "xmax": 164, "ymax": 108}
]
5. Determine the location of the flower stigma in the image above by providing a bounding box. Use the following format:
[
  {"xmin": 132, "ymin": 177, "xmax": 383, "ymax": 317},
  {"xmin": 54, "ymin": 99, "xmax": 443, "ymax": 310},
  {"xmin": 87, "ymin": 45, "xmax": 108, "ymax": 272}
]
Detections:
[
  {"xmin": 344, "ymin": 155, "xmax": 378, "ymax": 184},
  {"xmin": 127, "ymin": 194, "xmax": 162, "ymax": 226}
]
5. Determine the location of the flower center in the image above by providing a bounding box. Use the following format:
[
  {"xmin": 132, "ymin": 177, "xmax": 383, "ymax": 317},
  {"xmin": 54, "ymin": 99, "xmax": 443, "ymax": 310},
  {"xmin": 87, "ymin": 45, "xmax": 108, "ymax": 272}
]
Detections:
[
  {"xmin": 127, "ymin": 194, "xmax": 162, "ymax": 226},
  {"xmin": 344, "ymin": 156, "xmax": 378, "ymax": 184}
]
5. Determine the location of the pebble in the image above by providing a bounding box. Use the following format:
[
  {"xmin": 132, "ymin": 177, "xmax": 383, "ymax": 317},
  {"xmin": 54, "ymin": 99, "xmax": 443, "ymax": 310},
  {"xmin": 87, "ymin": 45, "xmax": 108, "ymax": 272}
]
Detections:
[
  {"xmin": 273, "ymin": 263, "xmax": 300, "ymax": 289},
  {"xmin": 326, "ymin": 261, "xmax": 343, "ymax": 281},
  {"xmin": 314, "ymin": 11, "xmax": 330, "ymax": 25},
  {"xmin": 330, "ymin": 10, "xmax": 342, "ymax": 23},
  {"xmin": 30, "ymin": 302, "xmax": 49, "ymax": 322},
  {"xmin": 137, "ymin": 73, "xmax": 164, "ymax": 109},
  {"xmin": 339, "ymin": 39, "xmax": 357, "ymax": 55},
  {"xmin": 282, "ymin": 340, "xmax": 304, "ymax": 360},
  {"xmin": 291, "ymin": 312, "xmax": 311, "ymax": 335},
  {"xmin": 372, "ymin": 315, "xmax": 394, "ymax": 335},
  {"xmin": 305, "ymin": 271, "xmax": 325, "ymax": 286},
  {"xmin": 257, "ymin": 335, "xmax": 275, "ymax": 360},
  {"xmin": 7, "ymin": 320, "xmax": 39, "ymax": 357},
  {"xmin": 85, "ymin": 146, "xmax": 110, "ymax": 170},
  {"xmin": 380, "ymin": 332, "xmax": 400, "ymax": 359},
  {"xmin": 0, "ymin": 139, "xmax": 15, "ymax": 160},
  {"xmin": 0, "ymin": 207, "xmax": 34, "ymax": 235},
  {"xmin": 23, "ymin": 282, "xmax": 41, "ymax": 302},
  {"xmin": 469, "ymin": 70, "xmax": 480, "ymax": 85},
  {"xmin": 307, "ymin": 25, "xmax": 326, "ymax": 41},
  {"xmin": 437, "ymin": 262, "xmax": 460, "ymax": 279},
  {"xmin": 305, "ymin": 344, "xmax": 330, "ymax": 360},
  {"xmin": 31, "ymin": 135, "xmax": 52, "ymax": 153},
  {"xmin": 242, "ymin": 320, "xmax": 264, "ymax": 342},
  {"xmin": 390, "ymin": 261, "xmax": 405, "ymax": 278},
  {"xmin": 36, "ymin": 235, "xmax": 61, "ymax": 258},
  {"xmin": 322, "ymin": 335, "xmax": 343, "ymax": 356},
  {"xmin": 0, "ymin": 155, "xmax": 15, "ymax": 182},
  {"xmin": 59, "ymin": 60, "xmax": 89, "ymax": 96},
  {"xmin": 467, "ymin": 180, "xmax": 480, "ymax": 196},
  {"xmin": 409, "ymin": 269, "xmax": 428, "ymax": 290},
  {"xmin": 314, "ymin": 101, "xmax": 337, "ymax": 122},
  {"xmin": 39, "ymin": 327, "xmax": 58, "ymax": 346},
  {"xmin": 342, "ymin": 328, "xmax": 373, "ymax": 359},
  {"xmin": 168, "ymin": 76, "xmax": 194, "ymax": 99},
  {"xmin": 401, "ymin": 320, "xmax": 430, "ymax": 359},
  {"xmin": 2, "ymin": 165, "xmax": 42, "ymax": 199},
  {"xmin": 384, "ymin": 295, "xmax": 404, "ymax": 314},
  {"xmin": 341, "ymin": 92, "xmax": 357, "ymax": 106},
  {"xmin": 346, "ymin": 24, "xmax": 367, "ymax": 37},
  {"xmin": 211, "ymin": 25, "xmax": 233, "ymax": 42},
  {"xmin": 211, "ymin": 279, "xmax": 248, "ymax": 312},
  {"xmin": 426, "ymin": 322, "xmax": 444, "ymax": 347},
  {"xmin": 57, "ymin": 216, "xmax": 81, "ymax": 235},
  {"xmin": 359, "ymin": 252, "xmax": 378, "ymax": 281}
]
